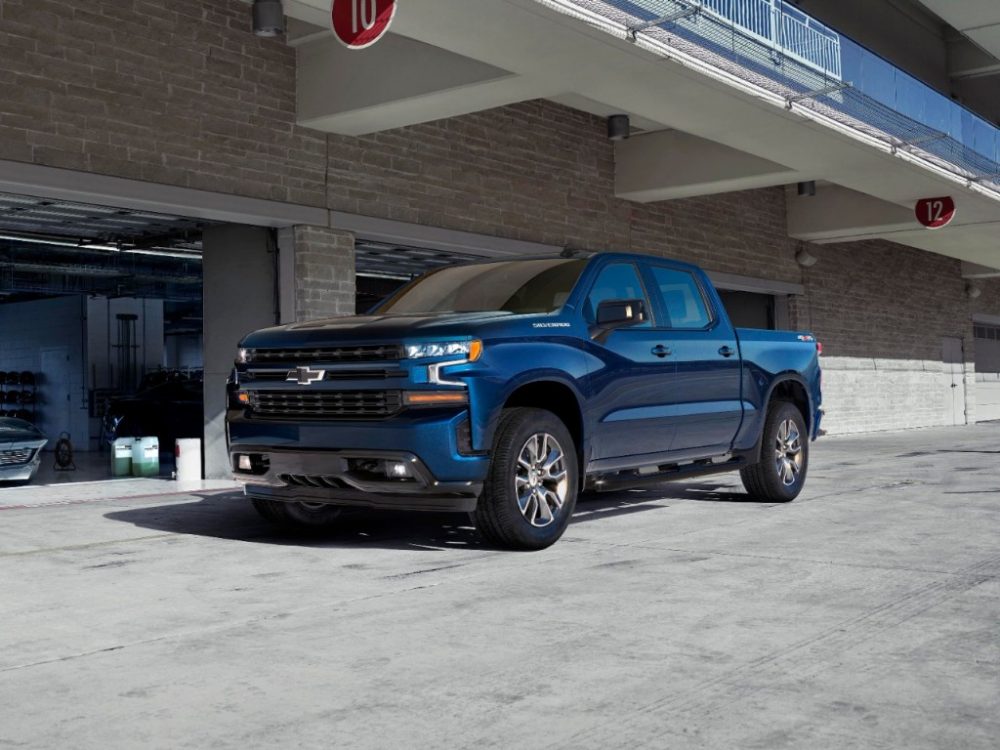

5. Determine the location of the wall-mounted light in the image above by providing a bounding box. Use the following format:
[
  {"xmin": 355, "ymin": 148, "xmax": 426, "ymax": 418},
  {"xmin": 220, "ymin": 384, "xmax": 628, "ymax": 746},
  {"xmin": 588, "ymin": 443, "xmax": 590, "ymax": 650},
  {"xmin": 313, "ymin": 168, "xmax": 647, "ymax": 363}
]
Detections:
[
  {"xmin": 795, "ymin": 248, "xmax": 818, "ymax": 268},
  {"xmin": 607, "ymin": 115, "xmax": 631, "ymax": 141},
  {"xmin": 797, "ymin": 181, "xmax": 817, "ymax": 197},
  {"xmin": 966, "ymin": 283, "xmax": 982, "ymax": 299},
  {"xmin": 253, "ymin": 0, "xmax": 285, "ymax": 37}
]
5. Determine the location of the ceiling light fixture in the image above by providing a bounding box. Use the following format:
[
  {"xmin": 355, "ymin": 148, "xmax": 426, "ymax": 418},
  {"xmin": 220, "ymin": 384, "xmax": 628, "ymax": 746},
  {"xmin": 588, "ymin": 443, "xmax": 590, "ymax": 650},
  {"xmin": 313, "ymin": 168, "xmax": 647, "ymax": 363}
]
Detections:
[
  {"xmin": 607, "ymin": 114, "xmax": 631, "ymax": 141},
  {"xmin": 252, "ymin": 0, "xmax": 285, "ymax": 37}
]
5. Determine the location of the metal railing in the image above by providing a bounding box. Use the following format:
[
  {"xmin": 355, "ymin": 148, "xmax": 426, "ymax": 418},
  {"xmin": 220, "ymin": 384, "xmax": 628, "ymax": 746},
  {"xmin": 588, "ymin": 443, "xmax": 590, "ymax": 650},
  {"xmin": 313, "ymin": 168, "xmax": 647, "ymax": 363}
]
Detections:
[{"xmin": 698, "ymin": 0, "xmax": 842, "ymax": 79}]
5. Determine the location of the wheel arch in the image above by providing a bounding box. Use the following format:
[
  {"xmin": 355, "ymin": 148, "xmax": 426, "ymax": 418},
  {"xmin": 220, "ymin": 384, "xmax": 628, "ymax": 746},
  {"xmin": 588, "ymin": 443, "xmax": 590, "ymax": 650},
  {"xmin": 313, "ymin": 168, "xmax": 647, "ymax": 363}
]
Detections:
[
  {"xmin": 495, "ymin": 378, "xmax": 586, "ymax": 488},
  {"xmin": 749, "ymin": 373, "xmax": 813, "ymax": 462}
]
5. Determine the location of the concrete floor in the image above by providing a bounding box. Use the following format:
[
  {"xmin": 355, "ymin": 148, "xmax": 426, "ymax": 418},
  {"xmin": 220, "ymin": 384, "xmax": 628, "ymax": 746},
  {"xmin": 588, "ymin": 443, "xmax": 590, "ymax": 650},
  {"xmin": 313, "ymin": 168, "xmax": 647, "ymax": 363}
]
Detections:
[{"xmin": 0, "ymin": 424, "xmax": 997, "ymax": 749}]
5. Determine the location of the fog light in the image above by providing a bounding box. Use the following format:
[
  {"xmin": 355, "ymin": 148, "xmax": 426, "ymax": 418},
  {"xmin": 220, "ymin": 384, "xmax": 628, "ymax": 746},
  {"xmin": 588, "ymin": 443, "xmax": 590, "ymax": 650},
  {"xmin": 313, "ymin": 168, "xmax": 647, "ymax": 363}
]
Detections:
[
  {"xmin": 388, "ymin": 462, "xmax": 411, "ymax": 478},
  {"xmin": 238, "ymin": 455, "xmax": 252, "ymax": 471}
]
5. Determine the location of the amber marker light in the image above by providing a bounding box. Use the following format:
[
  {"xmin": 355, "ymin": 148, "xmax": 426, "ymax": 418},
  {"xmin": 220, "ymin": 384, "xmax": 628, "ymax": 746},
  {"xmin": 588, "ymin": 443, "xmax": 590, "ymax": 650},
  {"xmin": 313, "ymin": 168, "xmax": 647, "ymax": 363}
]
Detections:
[
  {"xmin": 238, "ymin": 392, "xmax": 251, "ymax": 405},
  {"xmin": 403, "ymin": 391, "xmax": 470, "ymax": 406},
  {"xmin": 468, "ymin": 339, "xmax": 483, "ymax": 362}
]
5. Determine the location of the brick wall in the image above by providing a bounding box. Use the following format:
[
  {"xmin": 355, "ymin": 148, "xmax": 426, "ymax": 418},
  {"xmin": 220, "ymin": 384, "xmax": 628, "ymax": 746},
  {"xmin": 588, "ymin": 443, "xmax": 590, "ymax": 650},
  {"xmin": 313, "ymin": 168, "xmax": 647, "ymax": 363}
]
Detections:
[
  {"xmin": 327, "ymin": 100, "xmax": 802, "ymax": 283},
  {"xmin": 293, "ymin": 226, "xmax": 356, "ymax": 321},
  {"xmin": 0, "ymin": 0, "xmax": 326, "ymax": 205}
]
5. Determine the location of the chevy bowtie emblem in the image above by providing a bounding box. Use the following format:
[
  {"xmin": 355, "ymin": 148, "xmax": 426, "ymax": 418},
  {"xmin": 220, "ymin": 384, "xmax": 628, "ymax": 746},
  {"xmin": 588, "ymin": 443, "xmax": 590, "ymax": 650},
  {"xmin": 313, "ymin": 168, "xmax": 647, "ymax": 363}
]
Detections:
[{"xmin": 287, "ymin": 366, "xmax": 326, "ymax": 385}]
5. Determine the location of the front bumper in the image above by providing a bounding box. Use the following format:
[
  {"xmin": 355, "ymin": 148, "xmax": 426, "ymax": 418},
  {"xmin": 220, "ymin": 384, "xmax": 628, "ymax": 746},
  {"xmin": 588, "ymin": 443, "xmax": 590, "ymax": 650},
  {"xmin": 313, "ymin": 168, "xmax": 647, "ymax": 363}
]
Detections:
[
  {"xmin": 233, "ymin": 447, "xmax": 482, "ymax": 513},
  {"xmin": 0, "ymin": 449, "xmax": 43, "ymax": 482}
]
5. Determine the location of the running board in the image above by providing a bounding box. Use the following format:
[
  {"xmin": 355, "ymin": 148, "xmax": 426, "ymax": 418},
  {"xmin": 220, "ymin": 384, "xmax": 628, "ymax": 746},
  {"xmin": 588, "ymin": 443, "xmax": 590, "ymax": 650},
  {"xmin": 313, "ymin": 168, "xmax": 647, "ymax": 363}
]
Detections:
[{"xmin": 588, "ymin": 456, "xmax": 749, "ymax": 493}]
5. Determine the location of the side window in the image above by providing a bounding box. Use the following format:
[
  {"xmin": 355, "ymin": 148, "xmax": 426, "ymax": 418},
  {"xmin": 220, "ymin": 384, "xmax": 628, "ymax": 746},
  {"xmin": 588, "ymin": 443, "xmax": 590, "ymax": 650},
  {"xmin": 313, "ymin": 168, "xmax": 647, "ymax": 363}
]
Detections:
[
  {"xmin": 649, "ymin": 266, "xmax": 713, "ymax": 329},
  {"xmin": 584, "ymin": 263, "xmax": 651, "ymax": 328}
]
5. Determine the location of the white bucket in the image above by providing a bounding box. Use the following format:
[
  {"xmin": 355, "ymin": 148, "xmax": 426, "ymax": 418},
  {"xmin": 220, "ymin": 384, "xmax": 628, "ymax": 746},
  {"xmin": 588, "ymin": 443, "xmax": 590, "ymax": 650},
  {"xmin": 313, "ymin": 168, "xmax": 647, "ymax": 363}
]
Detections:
[{"xmin": 175, "ymin": 438, "xmax": 202, "ymax": 482}]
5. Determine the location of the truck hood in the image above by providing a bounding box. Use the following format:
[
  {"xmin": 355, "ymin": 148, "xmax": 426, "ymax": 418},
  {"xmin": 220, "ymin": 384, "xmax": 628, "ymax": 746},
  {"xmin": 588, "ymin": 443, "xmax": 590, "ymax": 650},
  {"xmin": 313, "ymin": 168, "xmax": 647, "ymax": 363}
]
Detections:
[{"xmin": 241, "ymin": 311, "xmax": 556, "ymax": 347}]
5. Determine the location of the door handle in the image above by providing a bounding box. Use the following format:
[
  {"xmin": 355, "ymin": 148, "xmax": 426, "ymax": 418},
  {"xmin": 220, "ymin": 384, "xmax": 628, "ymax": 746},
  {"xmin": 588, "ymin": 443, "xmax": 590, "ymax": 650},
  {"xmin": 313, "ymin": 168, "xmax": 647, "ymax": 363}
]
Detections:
[
  {"xmin": 718, "ymin": 346, "xmax": 736, "ymax": 358},
  {"xmin": 651, "ymin": 345, "xmax": 672, "ymax": 358}
]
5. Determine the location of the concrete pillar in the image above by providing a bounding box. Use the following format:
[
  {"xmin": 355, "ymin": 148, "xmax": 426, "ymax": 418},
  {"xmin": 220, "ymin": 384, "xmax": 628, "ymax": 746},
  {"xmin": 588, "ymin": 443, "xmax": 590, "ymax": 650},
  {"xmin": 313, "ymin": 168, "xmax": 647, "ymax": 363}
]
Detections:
[
  {"xmin": 280, "ymin": 225, "xmax": 356, "ymax": 322},
  {"xmin": 202, "ymin": 225, "xmax": 276, "ymax": 479}
]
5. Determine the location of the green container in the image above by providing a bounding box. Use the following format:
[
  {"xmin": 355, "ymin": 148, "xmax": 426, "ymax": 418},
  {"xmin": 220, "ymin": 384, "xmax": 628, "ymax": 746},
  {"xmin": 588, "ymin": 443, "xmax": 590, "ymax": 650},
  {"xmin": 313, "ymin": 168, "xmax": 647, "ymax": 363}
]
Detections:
[
  {"xmin": 111, "ymin": 438, "xmax": 135, "ymax": 477},
  {"xmin": 131, "ymin": 437, "xmax": 160, "ymax": 477}
]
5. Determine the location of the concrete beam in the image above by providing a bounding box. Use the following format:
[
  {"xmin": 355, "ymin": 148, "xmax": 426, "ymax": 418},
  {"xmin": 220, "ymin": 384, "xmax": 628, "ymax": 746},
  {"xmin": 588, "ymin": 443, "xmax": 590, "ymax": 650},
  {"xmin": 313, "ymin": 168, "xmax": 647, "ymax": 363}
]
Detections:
[
  {"xmin": 948, "ymin": 37, "xmax": 1000, "ymax": 79},
  {"xmin": 616, "ymin": 130, "xmax": 807, "ymax": 202},
  {"xmin": 786, "ymin": 184, "xmax": 917, "ymax": 243},
  {"xmin": 962, "ymin": 261, "xmax": 1000, "ymax": 278},
  {"xmin": 0, "ymin": 160, "xmax": 328, "ymax": 228},
  {"xmin": 297, "ymin": 33, "xmax": 551, "ymax": 135}
]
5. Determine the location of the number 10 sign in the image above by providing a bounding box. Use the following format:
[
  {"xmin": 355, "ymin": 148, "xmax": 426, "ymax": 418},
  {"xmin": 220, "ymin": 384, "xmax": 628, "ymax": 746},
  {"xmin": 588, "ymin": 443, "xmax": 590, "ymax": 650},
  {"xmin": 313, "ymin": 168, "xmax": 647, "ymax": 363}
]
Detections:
[
  {"xmin": 332, "ymin": 0, "xmax": 397, "ymax": 49},
  {"xmin": 915, "ymin": 196, "xmax": 956, "ymax": 229}
]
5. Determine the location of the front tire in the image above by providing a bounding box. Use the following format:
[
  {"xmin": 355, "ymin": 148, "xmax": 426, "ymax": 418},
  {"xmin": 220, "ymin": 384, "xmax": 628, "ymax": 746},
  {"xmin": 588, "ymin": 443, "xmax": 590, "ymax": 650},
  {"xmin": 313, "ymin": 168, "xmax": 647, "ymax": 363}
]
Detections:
[
  {"xmin": 475, "ymin": 408, "xmax": 578, "ymax": 550},
  {"xmin": 251, "ymin": 498, "xmax": 343, "ymax": 528},
  {"xmin": 740, "ymin": 400, "xmax": 809, "ymax": 502}
]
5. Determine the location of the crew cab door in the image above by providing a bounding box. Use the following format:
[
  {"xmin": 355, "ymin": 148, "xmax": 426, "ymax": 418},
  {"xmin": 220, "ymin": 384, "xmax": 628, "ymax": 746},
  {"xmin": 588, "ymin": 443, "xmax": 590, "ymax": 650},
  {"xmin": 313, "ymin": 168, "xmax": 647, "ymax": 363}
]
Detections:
[
  {"xmin": 582, "ymin": 261, "xmax": 678, "ymax": 460},
  {"xmin": 641, "ymin": 262, "xmax": 743, "ymax": 454}
]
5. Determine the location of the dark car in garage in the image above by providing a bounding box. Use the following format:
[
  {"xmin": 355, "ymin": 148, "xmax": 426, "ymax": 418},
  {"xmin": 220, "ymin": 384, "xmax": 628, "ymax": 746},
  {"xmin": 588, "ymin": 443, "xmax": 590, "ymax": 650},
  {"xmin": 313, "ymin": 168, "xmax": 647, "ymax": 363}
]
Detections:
[{"xmin": 103, "ymin": 375, "xmax": 203, "ymax": 450}]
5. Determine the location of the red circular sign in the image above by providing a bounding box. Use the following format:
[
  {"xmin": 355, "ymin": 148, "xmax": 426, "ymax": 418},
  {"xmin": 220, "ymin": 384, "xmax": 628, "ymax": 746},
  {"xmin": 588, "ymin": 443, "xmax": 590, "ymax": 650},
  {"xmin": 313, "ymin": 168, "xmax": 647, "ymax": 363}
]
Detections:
[
  {"xmin": 915, "ymin": 196, "xmax": 956, "ymax": 229},
  {"xmin": 332, "ymin": 0, "xmax": 396, "ymax": 49}
]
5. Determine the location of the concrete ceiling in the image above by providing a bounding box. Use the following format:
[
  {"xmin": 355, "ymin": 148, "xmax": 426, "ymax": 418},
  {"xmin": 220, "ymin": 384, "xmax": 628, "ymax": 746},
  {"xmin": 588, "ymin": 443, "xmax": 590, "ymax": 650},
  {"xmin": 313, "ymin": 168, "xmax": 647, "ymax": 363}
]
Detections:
[{"xmin": 917, "ymin": 0, "xmax": 1000, "ymax": 61}]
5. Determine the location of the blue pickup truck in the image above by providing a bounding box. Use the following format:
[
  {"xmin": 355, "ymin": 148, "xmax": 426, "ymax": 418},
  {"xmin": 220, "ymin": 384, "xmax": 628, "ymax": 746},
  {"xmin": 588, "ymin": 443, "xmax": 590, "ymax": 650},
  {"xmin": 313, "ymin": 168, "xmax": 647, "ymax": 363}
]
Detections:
[{"xmin": 228, "ymin": 252, "xmax": 822, "ymax": 549}]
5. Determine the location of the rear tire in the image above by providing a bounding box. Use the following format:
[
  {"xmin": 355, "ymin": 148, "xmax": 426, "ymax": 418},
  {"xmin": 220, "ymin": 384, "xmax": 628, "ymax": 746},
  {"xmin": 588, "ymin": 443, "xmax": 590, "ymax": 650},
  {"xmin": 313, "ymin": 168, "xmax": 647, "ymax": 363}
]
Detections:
[
  {"xmin": 740, "ymin": 400, "xmax": 809, "ymax": 502},
  {"xmin": 475, "ymin": 408, "xmax": 578, "ymax": 550},
  {"xmin": 251, "ymin": 498, "xmax": 343, "ymax": 528}
]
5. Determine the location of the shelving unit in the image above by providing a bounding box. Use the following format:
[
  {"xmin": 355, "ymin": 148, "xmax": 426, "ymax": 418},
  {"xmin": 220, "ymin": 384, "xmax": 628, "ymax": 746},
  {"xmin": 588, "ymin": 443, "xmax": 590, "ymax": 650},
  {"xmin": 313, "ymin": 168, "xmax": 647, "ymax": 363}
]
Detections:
[{"xmin": 0, "ymin": 371, "xmax": 37, "ymax": 422}]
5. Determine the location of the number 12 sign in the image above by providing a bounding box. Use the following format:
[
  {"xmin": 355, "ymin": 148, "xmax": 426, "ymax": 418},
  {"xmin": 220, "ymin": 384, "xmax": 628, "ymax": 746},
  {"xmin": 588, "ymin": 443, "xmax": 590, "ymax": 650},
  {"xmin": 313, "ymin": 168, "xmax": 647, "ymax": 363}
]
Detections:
[
  {"xmin": 915, "ymin": 196, "xmax": 956, "ymax": 229},
  {"xmin": 332, "ymin": 0, "xmax": 396, "ymax": 49}
]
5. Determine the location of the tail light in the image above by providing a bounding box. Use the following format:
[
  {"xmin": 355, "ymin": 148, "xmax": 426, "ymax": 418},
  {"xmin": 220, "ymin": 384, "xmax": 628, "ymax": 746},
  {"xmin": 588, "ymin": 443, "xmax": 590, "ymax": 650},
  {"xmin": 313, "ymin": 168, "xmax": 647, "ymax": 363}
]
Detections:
[{"xmin": 816, "ymin": 342, "xmax": 823, "ymax": 356}]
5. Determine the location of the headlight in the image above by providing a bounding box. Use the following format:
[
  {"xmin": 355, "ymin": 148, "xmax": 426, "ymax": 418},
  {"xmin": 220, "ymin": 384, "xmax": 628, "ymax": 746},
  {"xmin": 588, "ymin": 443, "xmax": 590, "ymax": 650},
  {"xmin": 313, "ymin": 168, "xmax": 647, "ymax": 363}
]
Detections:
[
  {"xmin": 405, "ymin": 340, "xmax": 483, "ymax": 361},
  {"xmin": 237, "ymin": 348, "xmax": 251, "ymax": 364}
]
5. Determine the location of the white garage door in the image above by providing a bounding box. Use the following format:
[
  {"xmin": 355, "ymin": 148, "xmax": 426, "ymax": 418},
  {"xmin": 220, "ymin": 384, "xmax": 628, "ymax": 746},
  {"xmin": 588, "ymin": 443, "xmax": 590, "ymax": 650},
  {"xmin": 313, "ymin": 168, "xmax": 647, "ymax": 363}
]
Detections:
[{"xmin": 974, "ymin": 322, "xmax": 1000, "ymax": 422}]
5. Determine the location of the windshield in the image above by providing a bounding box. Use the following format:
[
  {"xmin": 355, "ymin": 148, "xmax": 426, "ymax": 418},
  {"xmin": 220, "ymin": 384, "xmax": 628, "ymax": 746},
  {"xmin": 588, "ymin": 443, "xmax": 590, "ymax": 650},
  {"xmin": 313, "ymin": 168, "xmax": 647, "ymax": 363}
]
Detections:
[
  {"xmin": 376, "ymin": 258, "xmax": 588, "ymax": 315},
  {"xmin": 0, "ymin": 418, "xmax": 39, "ymax": 434}
]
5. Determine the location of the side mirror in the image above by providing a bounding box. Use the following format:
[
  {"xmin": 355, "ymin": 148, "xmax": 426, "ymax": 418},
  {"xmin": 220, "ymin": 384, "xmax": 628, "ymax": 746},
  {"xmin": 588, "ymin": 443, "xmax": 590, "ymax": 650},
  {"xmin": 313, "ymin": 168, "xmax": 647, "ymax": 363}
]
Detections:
[
  {"xmin": 592, "ymin": 299, "xmax": 646, "ymax": 341},
  {"xmin": 596, "ymin": 298, "xmax": 646, "ymax": 327}
]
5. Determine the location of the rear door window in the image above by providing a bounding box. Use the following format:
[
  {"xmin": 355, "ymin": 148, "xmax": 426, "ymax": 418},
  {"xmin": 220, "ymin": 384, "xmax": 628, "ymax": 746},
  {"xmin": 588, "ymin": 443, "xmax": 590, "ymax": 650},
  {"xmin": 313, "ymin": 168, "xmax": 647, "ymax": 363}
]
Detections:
[{"xmin": 648, "ymin": 266, "xmax": 713, "ymax": 330}]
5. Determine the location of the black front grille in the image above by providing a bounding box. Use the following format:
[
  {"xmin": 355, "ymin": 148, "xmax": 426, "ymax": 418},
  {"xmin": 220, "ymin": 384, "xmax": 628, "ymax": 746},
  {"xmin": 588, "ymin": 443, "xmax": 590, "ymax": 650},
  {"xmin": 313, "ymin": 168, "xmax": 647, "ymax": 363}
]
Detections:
[
  {"xmin": 0, "ymin": 448, "xmax": 34, "ymax": 466},
  {"xmin": 246, "ymin": 368, "xmax": 405, "ymax": 383},
  {"xmin": 250, "ymin": 345, "xmax": 403, "ymax": 364},
  {"xmin": 251, "ymin": 390, "xmax": 402, "ymax": 419}
]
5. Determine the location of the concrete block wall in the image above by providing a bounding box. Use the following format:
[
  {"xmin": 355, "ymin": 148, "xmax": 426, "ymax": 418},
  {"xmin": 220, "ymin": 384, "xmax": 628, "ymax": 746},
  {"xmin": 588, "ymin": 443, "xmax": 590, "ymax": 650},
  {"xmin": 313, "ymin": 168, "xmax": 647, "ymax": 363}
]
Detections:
[{"xmin": 293, "ymin": 226, "xmax": 356, "ymax": 322}]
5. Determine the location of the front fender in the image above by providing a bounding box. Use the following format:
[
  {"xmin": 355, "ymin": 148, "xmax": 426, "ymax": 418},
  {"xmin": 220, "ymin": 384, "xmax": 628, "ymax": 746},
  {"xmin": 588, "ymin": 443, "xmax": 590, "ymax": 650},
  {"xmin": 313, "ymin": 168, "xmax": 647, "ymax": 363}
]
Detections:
[{"xmin": 452, "ymin": 338, "xmax": 590, "ymax": 452}]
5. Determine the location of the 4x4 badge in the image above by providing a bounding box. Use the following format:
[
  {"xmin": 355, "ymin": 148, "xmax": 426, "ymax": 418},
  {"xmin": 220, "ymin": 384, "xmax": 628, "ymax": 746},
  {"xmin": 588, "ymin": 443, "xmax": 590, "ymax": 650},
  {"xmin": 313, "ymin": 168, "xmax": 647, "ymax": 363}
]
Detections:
[{"xmin": 287, "ymin": 366, "xmax": 326, "ymax": 385}]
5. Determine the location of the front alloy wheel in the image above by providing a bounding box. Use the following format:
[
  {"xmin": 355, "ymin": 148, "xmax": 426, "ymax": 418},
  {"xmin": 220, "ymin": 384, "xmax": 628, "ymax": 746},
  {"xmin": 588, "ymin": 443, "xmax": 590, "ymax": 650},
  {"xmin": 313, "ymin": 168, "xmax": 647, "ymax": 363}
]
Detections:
[
  {"xmin": 515, "ymin": 432, "xmax": 570, "ymax": 527},
  {"xmin": 476, "ymin": 407, "xmax": 578, "ymax": 550}
]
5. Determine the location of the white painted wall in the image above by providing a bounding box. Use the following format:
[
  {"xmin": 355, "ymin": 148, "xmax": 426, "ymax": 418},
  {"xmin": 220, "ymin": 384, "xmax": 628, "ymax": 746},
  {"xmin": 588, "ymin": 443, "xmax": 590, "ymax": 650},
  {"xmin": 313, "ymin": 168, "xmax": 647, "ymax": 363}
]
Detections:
[
  {"xmin": 0, "ymin": 296, "xmax": 89, "ymax": 449},
  {"xmin": 820, "ymin": 356, "xmax": 973, "ymax": 434}
]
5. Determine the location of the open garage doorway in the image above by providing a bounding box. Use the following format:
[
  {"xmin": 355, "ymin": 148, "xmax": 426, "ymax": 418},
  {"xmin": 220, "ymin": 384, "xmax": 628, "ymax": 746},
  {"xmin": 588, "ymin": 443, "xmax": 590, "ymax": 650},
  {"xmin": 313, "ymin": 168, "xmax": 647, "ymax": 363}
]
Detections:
[{"xmin": 0, "ymin": 190, "xmax": 212, "ymax": 485}]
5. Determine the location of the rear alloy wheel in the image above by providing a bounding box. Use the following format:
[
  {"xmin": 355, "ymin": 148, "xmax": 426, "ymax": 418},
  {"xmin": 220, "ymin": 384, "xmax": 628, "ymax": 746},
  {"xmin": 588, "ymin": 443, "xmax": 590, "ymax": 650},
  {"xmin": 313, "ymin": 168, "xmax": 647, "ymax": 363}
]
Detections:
[
  {"xmin": 740, "ymin": 400, "xmax": 809, "ymax": 502},
  {"xmin": 476, "ymin": 408, "xmax": 578, "ymax": 550},
  {"xmin": 251, "ymin": 498, "xmax": 343, "ymax": 528}
]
